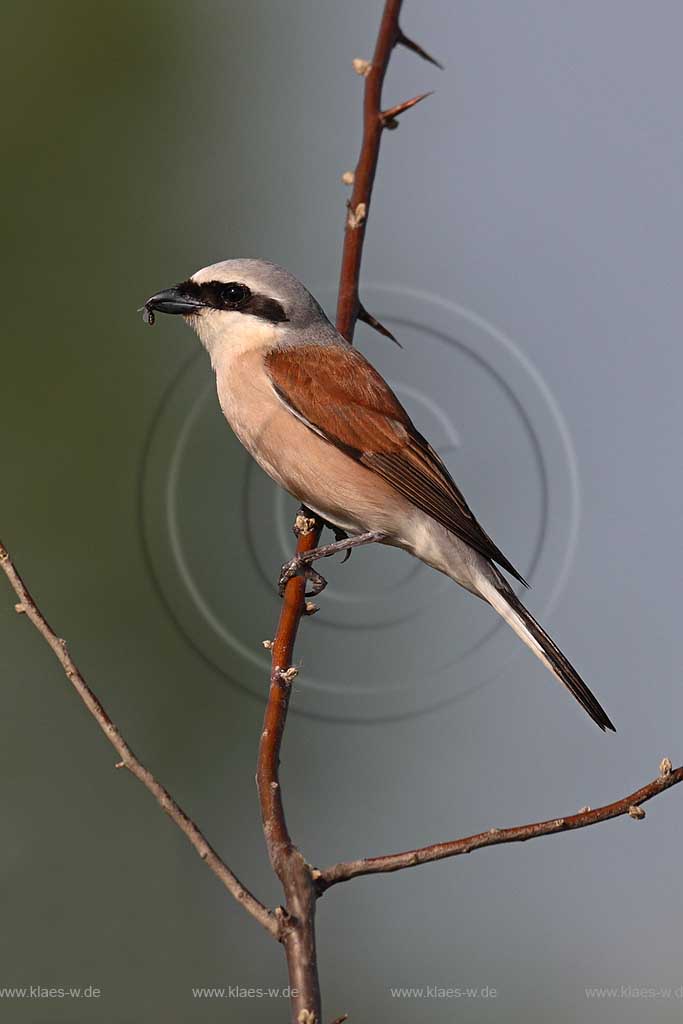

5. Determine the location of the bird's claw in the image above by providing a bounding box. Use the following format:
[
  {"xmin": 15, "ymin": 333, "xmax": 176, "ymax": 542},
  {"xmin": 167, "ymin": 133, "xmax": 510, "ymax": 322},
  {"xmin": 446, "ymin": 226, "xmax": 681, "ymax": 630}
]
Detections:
[
  {"xmin": 278, "ymin": 556, "xmax": 328, "ymax": 598},
  {"xmin": 330, "ymin": 525, "xmax": 353, "ymax": 562}
]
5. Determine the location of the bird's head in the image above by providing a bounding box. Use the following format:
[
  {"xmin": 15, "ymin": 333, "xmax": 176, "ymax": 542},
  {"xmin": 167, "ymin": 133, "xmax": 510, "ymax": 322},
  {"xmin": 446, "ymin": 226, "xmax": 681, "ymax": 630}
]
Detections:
[{"xmin": 142, "ymin": 258, "xmax": 329, "ymax": 359}]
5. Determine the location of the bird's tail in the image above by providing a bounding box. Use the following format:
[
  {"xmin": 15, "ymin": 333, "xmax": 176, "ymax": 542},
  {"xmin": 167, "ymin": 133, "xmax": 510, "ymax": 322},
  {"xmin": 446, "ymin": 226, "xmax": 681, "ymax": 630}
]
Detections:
[{"xmin": 477, "ymin": 576, "xmax": 615, "ymax": 732}]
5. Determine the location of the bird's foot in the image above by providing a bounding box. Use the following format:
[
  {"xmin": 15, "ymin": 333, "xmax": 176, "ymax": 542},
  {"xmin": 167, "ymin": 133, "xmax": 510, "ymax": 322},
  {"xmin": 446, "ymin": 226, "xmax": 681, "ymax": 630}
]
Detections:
[
  {"xmin": 278, "ymin": 557, "xmax": 328, "ymax": 598},
  {"xmin": 278, "ymin": 530, "xmax": 386, "ymax": 598}
]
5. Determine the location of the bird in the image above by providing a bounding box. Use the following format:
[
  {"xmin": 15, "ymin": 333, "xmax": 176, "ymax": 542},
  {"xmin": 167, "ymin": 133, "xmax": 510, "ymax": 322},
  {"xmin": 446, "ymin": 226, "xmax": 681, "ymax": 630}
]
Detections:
[{"xmin": 142, "ymin": 258, "xmax": 615, "ymax": 732}]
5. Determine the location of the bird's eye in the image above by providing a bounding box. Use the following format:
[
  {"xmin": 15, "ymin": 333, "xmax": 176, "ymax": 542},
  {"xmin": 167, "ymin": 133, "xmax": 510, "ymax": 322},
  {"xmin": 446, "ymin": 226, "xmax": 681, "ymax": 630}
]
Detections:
[{"xmin": 221, "ymin": 282, "xmax": 250, "ymax": 307}]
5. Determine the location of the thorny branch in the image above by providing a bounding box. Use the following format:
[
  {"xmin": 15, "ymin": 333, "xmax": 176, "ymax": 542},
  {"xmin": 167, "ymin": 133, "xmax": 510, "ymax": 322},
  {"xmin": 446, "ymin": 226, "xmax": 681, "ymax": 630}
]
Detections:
[
  {"xmin": 256, "ymin": 2, "xmax": 439, "ymax": 1018},
  {"xmin": 335, "ymin": 0, "xmax": 434, "ymax": 340}
]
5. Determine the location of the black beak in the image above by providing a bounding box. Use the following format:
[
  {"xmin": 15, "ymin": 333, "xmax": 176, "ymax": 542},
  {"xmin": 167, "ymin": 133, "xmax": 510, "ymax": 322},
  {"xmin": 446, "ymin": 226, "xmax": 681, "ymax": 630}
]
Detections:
[{"xmin": 141, "ymin": 285, "xmax": 204, "ymax": 323}]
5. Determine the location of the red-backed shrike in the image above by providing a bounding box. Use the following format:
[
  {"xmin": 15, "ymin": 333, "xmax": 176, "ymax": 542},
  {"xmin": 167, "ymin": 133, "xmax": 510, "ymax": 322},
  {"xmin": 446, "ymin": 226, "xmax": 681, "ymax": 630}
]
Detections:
[{"xmin": 143, "ymin": 259, "xmax": 614, "ymax": 732}]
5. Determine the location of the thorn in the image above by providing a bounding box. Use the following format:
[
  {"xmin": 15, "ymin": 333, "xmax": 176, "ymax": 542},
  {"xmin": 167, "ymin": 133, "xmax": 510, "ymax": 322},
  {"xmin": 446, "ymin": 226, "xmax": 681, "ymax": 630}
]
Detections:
[
  {"xmin": 341, "ymin": 170, "xmax": 355, "ymax": 186},
  {"xmin": 578, "ymin": 805, "xmax": 591, "ymax": 814},
  {"xmin": 352, "ymin": 58, "xmax": 372, "ymax": 77},
  {"xmin": 114, "ymin": 761, "xmax": 125, "ymax": 769},
  {"xmin": 262, "ymin": 639, "xmax": 273, "ymax": 650},
  {"xmin": 330, "ymin": 1016, "xmax": 349, "ymax": 1024},
  {"xmin": 347, "ymin": 202, "xmax": 366, "ymax": 229},
  {"xmin": 358, "ymin": 303, "xmax": 402, "ymax": 347},
  {"xmin": 659, "ymin": 757, "xmax": 673, "ymax": 778},
  {"xmin": 628, "ymin": 805, "xmax": 646, "ymax": 820},
  {"xmin": 14, "ymin": 602, "xmax": 26, "ymax": 614},
  {"xmin": 397, "ymin": 28, "xmax": 444, "ymax": 69},
  {"xmin": 381, "ymin": 91, "xmax": 433, "ymax": 129},
  {"xmin": 304, "ymin": 601, "xmax": 319, "ymax": 616}
]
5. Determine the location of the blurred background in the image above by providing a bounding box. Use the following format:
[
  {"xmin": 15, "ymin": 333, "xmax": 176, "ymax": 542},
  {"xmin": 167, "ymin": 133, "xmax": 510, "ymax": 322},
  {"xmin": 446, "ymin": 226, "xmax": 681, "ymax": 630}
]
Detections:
[{"xmin": 2, "ymin": 1, "xmax": 682, "ymax": 1020}]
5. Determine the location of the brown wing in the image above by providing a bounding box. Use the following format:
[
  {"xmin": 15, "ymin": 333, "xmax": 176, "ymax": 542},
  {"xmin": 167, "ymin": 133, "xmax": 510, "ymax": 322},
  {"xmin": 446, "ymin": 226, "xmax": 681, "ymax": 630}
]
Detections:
[{"xmin": 266, "ymin": 343, "xmax": 527, "ymax": 585}]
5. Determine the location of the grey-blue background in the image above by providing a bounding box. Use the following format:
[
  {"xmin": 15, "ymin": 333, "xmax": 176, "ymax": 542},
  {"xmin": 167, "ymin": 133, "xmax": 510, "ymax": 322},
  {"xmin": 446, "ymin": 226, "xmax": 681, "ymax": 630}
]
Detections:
[{"xmin": 2, "ymin": 1, "xmax": 682, "ymax": 1021}]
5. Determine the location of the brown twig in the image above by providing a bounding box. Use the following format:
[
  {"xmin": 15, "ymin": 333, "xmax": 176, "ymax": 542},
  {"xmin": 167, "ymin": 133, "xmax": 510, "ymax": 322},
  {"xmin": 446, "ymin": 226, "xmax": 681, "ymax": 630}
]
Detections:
[
  {"xmin": 336, "ymin": 0, "xmax": 436, "ymax": 341},
  {"xmin": 317, "ymin": 761, "xmax": 683, "ymax": 891},
  {"xmin": 0, "ymin": 541, "xmax": 277, "ymax": 937},
  {"xmin": 256, "ymin": 512, "xmax": 324, "ymax": 1016},
  {"xmin": 256, "ymin": 2, "xmax": 437, "ymax": 1020}
]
